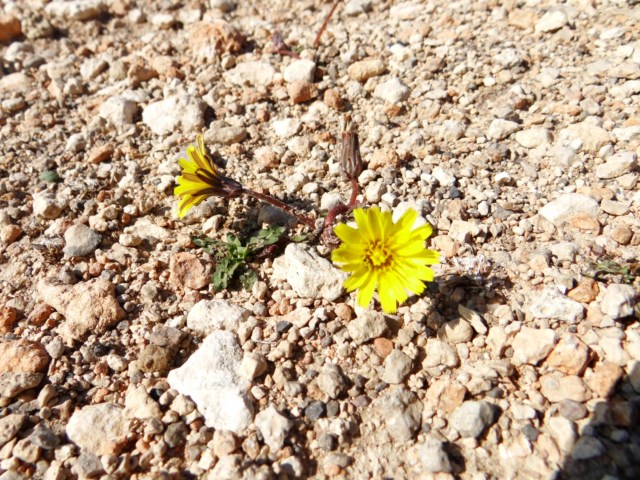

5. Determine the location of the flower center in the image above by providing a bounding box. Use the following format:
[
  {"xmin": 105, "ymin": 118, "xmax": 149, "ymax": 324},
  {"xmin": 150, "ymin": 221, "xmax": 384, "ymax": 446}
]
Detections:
[{"xmin": 365, "ymin": 240, "xmax": 392, "ymax": 270}]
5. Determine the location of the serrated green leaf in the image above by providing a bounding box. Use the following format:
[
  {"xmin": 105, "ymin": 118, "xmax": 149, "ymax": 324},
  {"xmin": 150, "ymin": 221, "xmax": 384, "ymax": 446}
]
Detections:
[{"xmin": 239, "ymin": 268, "xmax": 258, "ymax": 290}]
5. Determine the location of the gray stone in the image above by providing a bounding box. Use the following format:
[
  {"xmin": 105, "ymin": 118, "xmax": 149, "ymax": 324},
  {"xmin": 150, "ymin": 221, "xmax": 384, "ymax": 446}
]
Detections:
[
  {"xmin": 571, "ymin": 436, "xmax": 605, "ymax": 460},
  {"xmin": 539, "ymin": 193, "xmax": 599, "ymax": 226},
  {"xmin": 448, "ymin": 400, "xmax": 497, "ymax": 438},
  {"xmin": 272, "ymin": 244, "xmax": 347, "ymax": 302},
  {"xmin": 142, "ymin": 95, "xmax": 207, "ymax": 135},
  {"xmin": 413, "ymin": 437, "xmax": 452, "ymax": 473},
  {"xmin": 167, "ymin": 331, "xmax": 253, "ymax": 433},
  {"xmin": 547, "ymin": 416, "xmax": 576, "ymax": 453},
  {"xmin": 382, "ymin": 349, "xmax": 413, "ymax": 384},
  {"xmin": 346, "ymin": 310, "xmax": 388, "ymax": 344},
  {"xmin": 596, "ymin": 152, "xmax": 637, "ymax": 179},
  {"xmin": 255, "ymin": 406, "xmax": 292, "ymax": 451},
  {"xmin": 63, "ymin": 224, "xmax": 101, "ymax": 258},
  {"xmin": 540, "ymin": 373, "xmax": 590, "ymax": 403},
  {"xmin": 511, "ymin": 327, "xmax": 556, "ymax": 366},
  {"xmin": 316, "ymin": 364, "xmax": 347, "ymax": 399},
  {"xmin": 373, "ymin": 388, "xmax": 421, "ymax": 442},
  {"xmin": 373, "ymin": 77, "xmax": 410, "ymax": 104},
  {"xmin": 66, "ymin": 403, "xmax": 127, "ymax": 456},
  {"xmin": 0, "ymin": 372, "xmax": 44, "ymax": 398},
  {"xmin": 187, "ymin": 299, "xmax": 251, "ymax": 335},
  {"xmin": 0, "ymin": 414, "xmax": 26, "ymax": 448},
  {"xmin": 526, "ymin": 288, "xmax": 584, "ymax": 323},
  {"xmin": 600, "ymin": 284, "xmax": 636, "ymax": 319}
]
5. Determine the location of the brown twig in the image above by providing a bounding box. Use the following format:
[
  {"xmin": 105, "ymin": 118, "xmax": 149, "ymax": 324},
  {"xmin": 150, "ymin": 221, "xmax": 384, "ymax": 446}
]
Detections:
[
  {"xmin": 270, "ymin": 30, "xmax": 301, "ymax": 59},
  {"xmin": 314, "ymin": 0, "xmax": 342, "ymax": 48}
]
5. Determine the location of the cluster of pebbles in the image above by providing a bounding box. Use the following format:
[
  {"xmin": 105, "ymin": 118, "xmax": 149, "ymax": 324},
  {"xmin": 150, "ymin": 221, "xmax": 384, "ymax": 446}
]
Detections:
[{"xmin": 1, "ymin": 0, "xmax": 639, "ymax": 479}]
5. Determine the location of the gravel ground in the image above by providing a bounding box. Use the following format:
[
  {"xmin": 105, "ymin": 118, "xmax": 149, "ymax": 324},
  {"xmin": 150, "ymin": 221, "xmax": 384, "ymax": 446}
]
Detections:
[{"xmin": 1, "ymin": 0, "xmax": 639, "ymax": 479}]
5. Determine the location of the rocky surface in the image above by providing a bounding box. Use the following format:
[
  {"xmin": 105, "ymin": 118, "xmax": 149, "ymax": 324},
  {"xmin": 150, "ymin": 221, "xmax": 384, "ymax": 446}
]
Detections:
[{"xmin": 0, "ymin": 1, "xmax": 639, "ymax": 479}]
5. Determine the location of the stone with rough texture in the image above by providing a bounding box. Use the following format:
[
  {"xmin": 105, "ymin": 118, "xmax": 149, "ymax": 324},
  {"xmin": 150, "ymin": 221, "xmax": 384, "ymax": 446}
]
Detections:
[
  {"xmin": 515, "ymin": 128, "xmax": 552, "ymax": 148},
  {"xmin": 187, "ymin": 299, "xmax": 250, "ymax": 335},
  {"xmin": 374, "ymin": 77, "xmax": 410, "ymax": 104},
  {"xmin": 595, "ymin": 152, "xmax": 637, "ymax": 179},
  {"xmin": 600, "ymin": 284, "xmax": 636, "ymax": 319},
  {"xmin": 547, "ymin": 416, "xmax": 576, "ymax": 453},
  {"xmin": 0, "ymin": 15, "xmax": 21, "ymax": 43},
  {"xmin": 169, "ymin": 252, "xmax": 212, "ymax": 290},
  {"xmin": 382, "ymin": 349, "xmax": 413, "ymax": 384},
  {"xmin": 449, "ymin": 401, "xmax": 497, "ymax": 438},
  {"xmin": 316, "ymin": 364, "xmax": 347, "ymax": 399},
  {"xmin": 0, "ymin": 414, "xmax": 26, "ymax": 448},
  {"xmin": 411, "ymin": 437, "xmax": 452, "ymax": 473},
  {"xmin": 539, "ymin": 194, "xmax": 599, "ymax": 226},
  {"xmin": 272, "ymin": 244, "xmax": 347, "ymax": 301},
  {"xmin": 37, "ymin": 278, "xmax": 125, "ymax": 342},
  {"xmin": 188, "ymin": 21, "xmax": 244, "ymax": 59},
  {"xmin": 571, "ymin": 436, "xmax": 605, "ymax": 460},
  {"xmin": 540, "ymin": 374, "xmax": 590, "ymax": 403},
  {"xmin": 558, "ymin": 122, "xmax": 610, "ymax": 154},
  {"xmin": 63, "ymin": 224, "xmax": 101, "ymax": 258},
  {"xmin": 255, "ymin": 406, "xmax": 293, "ymax": 451},
  {"xmin": 142, "ymin": 95, "xmax": 207, "ymax": 135},
  {"xmin": 373, "ymin": 388, "xmax": 422, "ymax": 442},
  {"xmin": 45, "ymin": 0, "xmax": 106, "ymax": 21},
  {"xmin": 586, "ymin": 362, "xmax": 623, "ymax": 398},
  {"xmin": 535, "ymin": 9, "xmax": 568, "ymax": 33},
  {"xmin": 511, "ymin": 327, "xmax": 556, "ymax": 366},
  {"xmin": 224, "ymin": 61, "xmax": 276, "ymax": 86},
  {"xmin": 346, "ymin": 310, "xmax": 388, "ymax": 344},
  {"xmin": 283, "ymin": 59, "xmax": 316, "ymax": 83},
  {"xmin": 33, "ymin": 192, "xmax": 68, "ymax": 219},
  {"xmin": 437, "ymin": 318, "xmax": 474, "ymax": 344},
  {"xmin": 487, "ymin": 119, "xmax": 520, "ymax": 140},
  {"xmin": 0, "ymin": 339, "xmax": 50, "ymax": 374},
  {"xmin": 98, "ymin": 97, "xmax": 138, "ymax": 128},
  {"xmin": 546, "ymin": 335, "xmax": 589, "ymax": 375},
  {"xmin": 167, "ymin": 331, "xmax": 253, "ymax": 433},
  {"xmin": 0, "ymin": 372, "xmax": 44, "ymax": 397},
  {"xmin": 422, "ymin": 338, "xmax": 459, "ymax": 369},
  {"xmin": 525, "ymin": 288, "xmax": 584, "ymax": 323},
  {"xmin": 123, "ymin": 386, "xmax": 162, "ymax": 419},
  {"xmin": 66, "ymin": 403, "xmax": 127, "ymax": 456}
]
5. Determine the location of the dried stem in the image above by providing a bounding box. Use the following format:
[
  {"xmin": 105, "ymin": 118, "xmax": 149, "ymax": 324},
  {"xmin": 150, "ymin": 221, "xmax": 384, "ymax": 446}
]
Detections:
[
  {"xmin": 244, "ymin": 188, "xmax": 316, "ymax": 229},
  {"xmin": 314, "ymin": 0, "xmax": 342, "ymax": 48}
]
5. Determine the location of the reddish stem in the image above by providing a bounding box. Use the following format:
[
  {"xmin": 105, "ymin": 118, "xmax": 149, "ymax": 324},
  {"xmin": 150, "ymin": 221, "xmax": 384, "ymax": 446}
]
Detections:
[
  {"xmin": 244, "ymin": 188, "xmax": 316, "ymax": 229},
  {"xmin": 314, "ymin": 0, "xmax": 342, "ymax": 48}
]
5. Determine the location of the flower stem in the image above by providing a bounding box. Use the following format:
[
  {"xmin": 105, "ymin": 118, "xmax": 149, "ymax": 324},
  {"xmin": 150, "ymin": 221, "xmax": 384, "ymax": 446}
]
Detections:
[
  {"xmin": 243, "ymin": 188, "xmax": 316, "ymax": 229},
  {"xmin": 314, "ymin": 0, "xmax": 342, "ymax": 48}
]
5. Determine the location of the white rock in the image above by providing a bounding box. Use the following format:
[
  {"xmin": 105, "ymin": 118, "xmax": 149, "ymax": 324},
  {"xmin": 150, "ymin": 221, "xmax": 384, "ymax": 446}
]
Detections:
[
  {"xmin": 535, "ymin": 9, "xmax": 568, "ymax": 33},
  {"xmin": 272, "ymin": 244, "xmax": 347, "ymax": 301},
  {"xmin": 272, "ymin": 118, "xmax": 301, "ymax": 138},
  {"xmin": 66, "ymin": 403, "xmax": 127, "ymax": 456},
  {"xmin": 422, "ymin": 338, "xmax": 459, "ymax": 369},
  {"xmin": 33, "ymin": 192, "xmax": 68, "ymax": 219},
  {"xmin": 610, "ymin": 80, "xmax": 640, "ymax": 99},
  {"xmin": 142, "ymin": 95, "xmax": 206, "ymax": 136},
  {"xmin": 123, "ymin": 385, "xmax": 162, "ymax": 420},
  {"xmin": 373, "ymin": 77, "xmax": 410, "ymax": 104},
  {"xmin": 612, "ymin": 126, "xmax": 640, "ymax": 142},
  {"xmin": 558, "ymin": 121, "xmax": 611, "ymax": 154},
  {"xmin": 373, "ymin": 388, "xmax": 421, "ymax": 442},
  {"xmin": 45, "ymin": 0, "xmax": 105, "ymax": 21},
  {"xmin": 167, "ymin": 331, "xmax": 253, "ymax": 433},
  {"xmin": 411, "ymin": 437, "xmax": 452, "ymax": 473},
  {"xmin": 187, "ymin": 299, "xmax": 251, "ymax": 335},
  {"xmin": 525, "ymin": 288, "xmax": 584, "ymax": 323},
  {"xmin": 346, "ymin": 310, "xmax": 388, "ymax": 345},
  {"xmin": 487, "ymin": 119, "xmax": 520, "ymax": 140},
  {"xmin": 600, "ymin": 284, "xmax": 636, "ymax": 319},
  {"xmin": 99, "ymin": 97, "xmax": 138, "ymax": 128},
  {"xmin": 448, "ymin": 401, "xmax": 496, "ymax": 438},
  {"xmin": 437, "ymin": 318, "xmax": 474, "ymax": 344},
  {"xmin": 458, "ymin": 305, "xmax": 487, "ymax": 334},
  {"xmin": 511, "ymin": 327, "xmax": 556, "ymax": 366},
  {"xmin": 283, "ymin": 59, "xmax": 316, "ymax": 83},
  {"xmin": 210, "ymin": 0, "xmax": 236, "ymax": 12},
  {"xmin": 515, "ymin": 128, "xmax": 552, "ymax": 148},
  {"xmin": 595, "ymin": 152, "xmax": 637, "ymax": 179},
  {"xmin": 382, "ymin": 349, "xmax": 413, "ymax": 384},
  {"xmin": 432, "ymin": 166, "xmax": 455, "ymax": 187},
  {"xmin": 437, "ymin": 120, "xmax": 466, "ymax": 141},
  {"xmin": 389, "ymin": 2, "xmax": 423, "ymax": 20},
  {"xmin": 239, "ymin": 352, "xmax": 267, "ymax": 381},
  {"xmin": 539, "ymin": 194, "xmax": 599, "ymax": 226},
  {"xmin": 547, "ymin": 416, "xmax": 576, "ymax": 453},
  {"xmin": 254, "ymin": 406, "xmax": 292, "ymax": 451},
  {"xmin": 493, "ymin": 48, "xmax": 521, "ymax": 68},
  {"xmin": 224, "ymin": 61, "xmax": 276, "ymax": 86}
]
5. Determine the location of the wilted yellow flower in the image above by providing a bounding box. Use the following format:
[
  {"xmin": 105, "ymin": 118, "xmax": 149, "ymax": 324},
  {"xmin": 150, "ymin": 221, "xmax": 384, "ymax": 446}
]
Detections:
[
  {"xmin": 332, "ymin": 206, "xmax": 440, "ymax": 314},
  {"xmin": 174, "ymin": 134, "xmax": 242, "ymax": 218}
]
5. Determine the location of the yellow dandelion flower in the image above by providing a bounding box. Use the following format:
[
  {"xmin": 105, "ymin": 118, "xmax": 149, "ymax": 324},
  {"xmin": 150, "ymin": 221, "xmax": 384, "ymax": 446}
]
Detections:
[
  {"xmin": 174, "ymin": 134, "xmax": 243, "ymax": 219},
  {"xmin": 332, "ymin": 206, "xmax": 440, "ymax": 314}
]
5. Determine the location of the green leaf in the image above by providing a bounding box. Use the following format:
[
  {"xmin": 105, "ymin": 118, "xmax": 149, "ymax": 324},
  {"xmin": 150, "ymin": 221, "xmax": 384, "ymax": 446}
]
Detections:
[
  {"xmin": 41, "ymin": 170, "xmax": 61, "ymax": 183},
  {"xmin": 212, "ymin": 257, "xmax": 243, "ymax": 290},
  {"xmin": 239, "ymin": 268, "xmax": 258, "ymax": 290},
  {"xmin": 247, "ymin": 225, "xmax": 286, "ymax": 252}
]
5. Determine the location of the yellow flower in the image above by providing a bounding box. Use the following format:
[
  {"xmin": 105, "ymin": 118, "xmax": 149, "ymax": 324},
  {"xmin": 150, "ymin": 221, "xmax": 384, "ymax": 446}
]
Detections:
[
  {"xmin": 332, "ymin": 206, "xmax": 440, "ymax": 314},
  {"xmin": 174, "ymin": 134, "xmax": 243, "ymax": 219}
]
